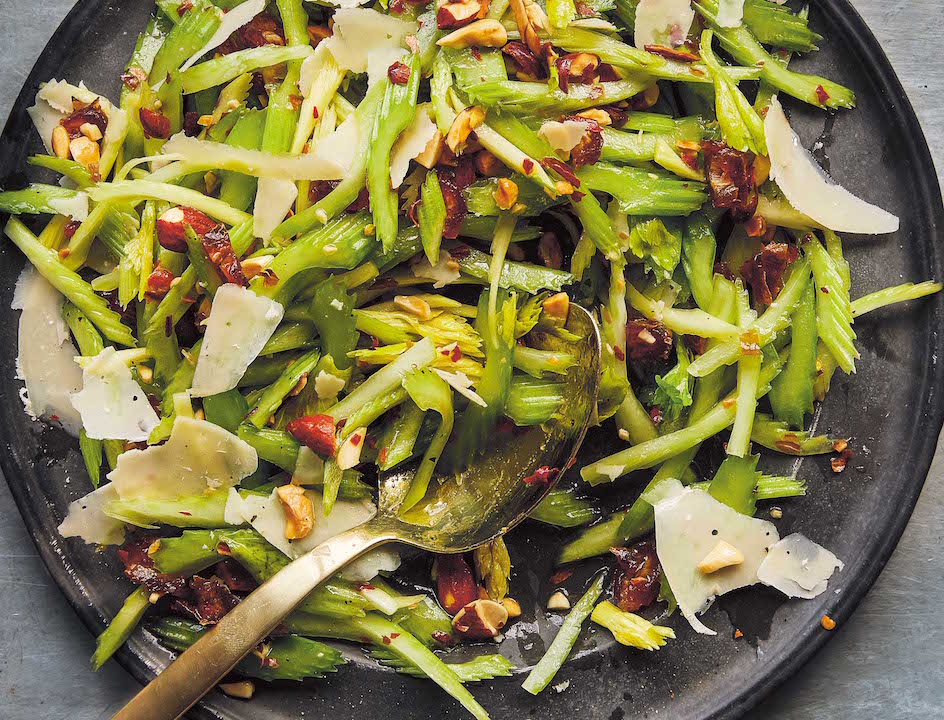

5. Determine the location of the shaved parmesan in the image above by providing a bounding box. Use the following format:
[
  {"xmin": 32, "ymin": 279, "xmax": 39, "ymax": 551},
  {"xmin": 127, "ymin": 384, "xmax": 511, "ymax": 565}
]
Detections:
[
  {"xmin": 299, "ymin": 53, "xmax": 320, "ymax": 98},
  {"xmin": 253, "ymin": 176, "xmax": 298, "ymax": 241},
  {"xmin": 432, "ymin": 368, "xmax": 487, "ymax": 407},
  {"xmin": 339, "ymin": 545, "xmax": 402, "ymax": 583},
  {"xmin": 28, "ymin": 80, "xmax": 116, "ymax": 154},
  {"xmin": 324, "ymin": 9, "xmax": 416, "ymax": 74},
  {"xmin": 108, "ymin": 417, "xmax": 257, "ymax": 500},
  {"xmin": 653, "ymin": 480, "xmax": 779, "ymax": 635},
  {"xmin": 538, "ymin": 120, "xmax": 588, "ymax": 158},
  {"xmin": 390, "ymin": 105, "xmax": 437, "ymax": 188},
  {"xmin": 225, "ymin": 486, "xmax": 376, "ymax": 557},
  {"xmin": 310, "ymin": 112, "xmax": 362, "ymax": 178},
  {"xmin": 13, "ymin": 267, "xmax": 83, "ymax": 435},
  {"xmin": 367, "ymin": 47, "xmax": 408, "ymax": 89},
  {"xmin": 633, "ymin": 0, "xmax": 695, "ymax": 49},
  {"xmin": 28, "ymin": 99, "xmax": 66, "ymax": 154},
  {"xmin": 411, "ymin": 250, "xmax": 460, "ymax": 289},
  {"xmin": 180, "ymin": 0, "xmax": 261, "ymax": 73},
  {"xmin": 765, "ymin": 96, "xmax": 900, "ymax": 234},
  {"xmin": 48, "ymin": 191, "xmax": 89, "ymax": 222},
  {"xmin": 58, "ymin": 483, "xmax": 126, "ymax": 546},
  {"xmin": 716, "ymin": 0, "xmax": 745, "ymax": 27},
  {"xmin": 757, "ymin": 533, "xmax": 843, "ymax": 599},
  {"xmin": 190, "ymin": 284, "xmax": 284, "ymax": 397},
  {"xmin": 71, "ymin": 347, "xmax": 159, "ymax": 441},
  {"xmin": 162, "ymin": 134, "xmax": 344, "ymax": 180},
  {"xmin": 38, "ymin": 79, "xmax": 76, "ymax": 113},
  {"xmin": 314, "ymin": 370, "xmax": 346, "ymax": 399},
  {"xmin": 292, "ymin": 446, "xmax": 326, "ymax": 485}
]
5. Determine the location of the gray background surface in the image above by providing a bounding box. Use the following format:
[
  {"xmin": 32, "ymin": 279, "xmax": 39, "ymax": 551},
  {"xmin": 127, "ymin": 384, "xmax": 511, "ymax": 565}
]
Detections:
[{"xmin": 0, "ymin": 1, "xmax": 942, "ymax": 718}]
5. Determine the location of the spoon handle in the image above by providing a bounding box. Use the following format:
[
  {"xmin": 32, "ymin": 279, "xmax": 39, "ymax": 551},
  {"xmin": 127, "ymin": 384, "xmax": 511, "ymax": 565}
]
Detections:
[{"xmin": 112, "ymin": 522, "xmax": 388, "ymax": 720}]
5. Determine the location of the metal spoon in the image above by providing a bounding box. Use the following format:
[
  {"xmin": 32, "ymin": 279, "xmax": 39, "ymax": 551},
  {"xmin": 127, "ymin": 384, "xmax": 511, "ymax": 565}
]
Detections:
[{"xmin": 113, "ymin": 303, "xmax": 601, "ymax": 720}]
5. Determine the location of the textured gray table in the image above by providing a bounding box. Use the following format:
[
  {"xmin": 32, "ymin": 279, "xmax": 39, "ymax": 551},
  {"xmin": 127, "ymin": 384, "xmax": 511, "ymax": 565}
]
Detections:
[{"xmin": 0, "ymin": 2, "xmax": 942, "ymax": 718}]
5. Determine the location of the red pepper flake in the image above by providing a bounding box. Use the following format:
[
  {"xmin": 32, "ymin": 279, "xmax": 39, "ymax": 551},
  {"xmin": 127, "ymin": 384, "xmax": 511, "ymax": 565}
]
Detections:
[
  {"xmin": 378, "ymin": 447, "xmax": 389, "ymax": 465},
  {"xmin": 470, "ymin": 47, "xmax": 482, "ymax": 62},
  {"xmin": 390, "ymin": 633, "xmax": 400, "ymax": 639},
  {"xmin": 312, "ymin": 106, "xmax": 319, "ymax": 120},
  {"xmin": 734, "ymin": 628, "xmax": 744, "ymax": 639},
  {"xmin": 832, "ymin": 439, "xmax": 848, "ymax": 453},
  {"xmin": 351, "ymin": 433, "xmax": 363, "ymax": 447},
  {"xmin": 821, "ymin": 286, "xmax": 830, "ymax": 294},
  {"xmin": 549, "ymin": 568, "xmax": 573, "ymax": 585},
  {"xmin": 831, "ymin": 447, "xmax": 853, "ymax": 473},
  {"xmin": 49, "ymin": 414, "xmax": 60, "ymax": 421},
  {"xmin": 63, "ymin": 219, "xmax": 81, "ymax": 239},
  {"xmin": 387, "ymin": 61, "xmax": 411, "ymax": 85},
  {"xmin": 177, "ymin": 0, "xmax": 193, "ymax": 15},
  {"xmin": 359, "ymin": 583, "xmax": 375, "ymax": 591},
  {"xmin": 522, "ymin": 158, "xmax": 534, "ymax": 175},
  {"xmin": 649, "ymin": 406, "xmax": 663, "ymax": 425},
  {"xmin": 450, "ymin": 345, "xmax": 462, "ymax": 362},
  {"xmin": 523, "ymin": 465, "xmax": 558, "ymax": 486},
  {"xmin": 613, "ymin": 345, "xmax": 625, "ymax": 362},
  {"xmin": 815, "ymin": 85, "xmax": 830, "ymax": 105},
  {"xmin": 289, "ymin": 94, "xmax": 303, "ymax": 110},
  {"xmin": 179, "ymin": 511, "xmax": 192, "ymax": 516}
]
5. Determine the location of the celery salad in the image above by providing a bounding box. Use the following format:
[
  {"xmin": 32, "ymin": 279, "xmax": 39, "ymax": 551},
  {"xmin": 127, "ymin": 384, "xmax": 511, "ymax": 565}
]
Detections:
[{"xmin": 1, "ymin": 0, "xmax": 940, "ymax": 713}]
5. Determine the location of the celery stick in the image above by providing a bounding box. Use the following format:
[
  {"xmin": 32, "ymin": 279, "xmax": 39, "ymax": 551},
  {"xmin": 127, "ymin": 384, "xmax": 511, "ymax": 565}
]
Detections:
[
  {"xmin": 180, "ymin": 44, "xmax": 313, "ymax": 94},
  {"xmin": 750, "ymin": 413, "xmax": 839, "ymax": 456},
  {"xmin": 418, "ymin": 169, "xmax": 446, "ymax": 266},
  {"xmin": 851, "ymin": 281, "xmax": 943, "ymax": 318},
  {"xmin": 522, "ymin": 573, "xmax": 605, "ymax": 694},
  {"xmin": 149, "ymin": 0, "xmax": 221, "ymax": 85},
  {"xmin": 591, "ymin": 601, "xmax": 674, "ymax": 650},
  {"xmin": 400, "ymin": 369, "xmax": 454, "ymax": 512},
  {"xmin": 467, "ymin": 78, "xmax": 649, "ymax": 114},
  {"xmin": 247, "ymin": 349, "xmax": 321, "ymax": 428},
  {"xmin": 577, "ymin": 163, "xmax": 708, "ymax": 217},
  {"xmin": 529, "ymin": 487, "xmax": 599, "ymax": 528},
  {"xmin": 768, "ymin": 279, "xmax": 816, "ymax": 428},
  {"xmin": 89, "ymin": 180, "xmax": 251, "ymax": 226},
  {"xmin": 91, "ymin": 587, "xmax": 151, "ymax": 671}
]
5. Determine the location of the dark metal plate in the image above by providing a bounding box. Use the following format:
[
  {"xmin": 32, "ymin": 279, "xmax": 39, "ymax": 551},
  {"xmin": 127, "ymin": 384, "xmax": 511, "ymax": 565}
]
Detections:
[{"xmin": 1, "ymin": 1, "xmax": 941, "ymax": 718}]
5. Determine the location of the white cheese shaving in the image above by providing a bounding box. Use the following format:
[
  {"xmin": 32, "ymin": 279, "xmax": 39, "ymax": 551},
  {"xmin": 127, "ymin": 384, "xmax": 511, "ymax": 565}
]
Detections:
[
  {"xmin": 108, "ymin": 417, "xmax": 258, "ymax": 500},
  {"xmin": 38, "ymin": 79, "xmax": 76, "ymax": 113},
  {"xmin": 71, "ymin": 347, "xmax": 160, "ymax": 441},
  {"xmin": 390, "ymin": 104, "xmax": 437, "ymax": 188},
  {"xmin": 411, "ymin": 250, "xmax": 460, "ymax": 289},
  {"xmin": 314, "ymin": 370, "xmax": 346, "ymax": 399},
  {"xmin": 299, "ymin": 52, "xmax": 320, "ymax": 99},
  {"xmin": 653, "ymin": 480, "xmax": 779, "ymax": 635},
  {"xmin": 225, "ymin": 486, "xmax": 377, "ymax": 558},
  {"xmin": 310, "ymin": 112, "xmax": 362, "ymax": 178},
  {"xmin": 28, "ymin": 99, "xmax": 66, "ymax": 154},
  {"xmin": 634, "ymin": 0, "xmax": 695, "ymax": 49},
  {"xmin": 48, "ymin": 192, "xmax": 89, "ymax": 222},
  {"xmin": 537, "ymin": 120, "xmax": 588, "ymax": 158},
  {"xmin": 323, "ymin": 9, "xmax": 416, "ymax": 74},
  {"xmin": 367, "ymin": 47, "xmax": 408, "ymax": 89},
  {"xmin": 223, "ymin": 487, "xmax": 247, "ymax": 526},
  {"xmin": 292, "ymin": 446, "xmax": 326, "ymax": 485},
  {"xmin": 190, "ymin": 284, "xmax": 284, "ymax": 396},
  {"xmin": 309, "ymin": 0, "xmax": 372, "ymax": 9},
  {"xmin": 764, "ymin": 96, "xmax": 900, "ymax": 234},
  {"xmin": 253, "ymin": 176, "xmax": 298, "ymax": 241},
  {"xmin": 179, "ymin": 0, "xmax": 263, "ymax": 73},
  {"xmin": 716, "ymin": 0, "xmax": 745, "ymax": 27},
  {"xmin": 58, "ymin": 483, "xmax": 126, "ymax": 546},
  {"xmin": 757, "ymin": 533, "xmax": 843, "ymax": 599},
  {"xmin": 162, "ymin": 133, "xmax": 345, "ymax": 180},
  {"xmin": 13, "ymin": 267, "xmax": 83, "ymax": 436},
  {"xmin": 330, "ymin": 298, "xmax": 345, "ymax": 311},
  {"xmin": 432, "ymin": 368, "xmax": 487, "ymax": 407},
  {"xmin": 339, "ymin": 545, "xmax": 402, "ymax": 583}
]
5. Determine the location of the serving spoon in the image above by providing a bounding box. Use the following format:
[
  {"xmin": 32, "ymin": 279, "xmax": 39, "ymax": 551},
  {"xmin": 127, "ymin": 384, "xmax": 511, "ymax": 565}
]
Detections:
[{"xmin": 113, "ymin": 303, "xmax": 601, "ymax": 720}]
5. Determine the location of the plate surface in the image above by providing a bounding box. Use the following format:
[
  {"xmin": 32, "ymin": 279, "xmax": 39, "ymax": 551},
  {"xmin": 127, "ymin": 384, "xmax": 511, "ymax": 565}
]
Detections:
[{"xmin": 0, "ymin": 1, "xmax": 942, "ymax": 719}]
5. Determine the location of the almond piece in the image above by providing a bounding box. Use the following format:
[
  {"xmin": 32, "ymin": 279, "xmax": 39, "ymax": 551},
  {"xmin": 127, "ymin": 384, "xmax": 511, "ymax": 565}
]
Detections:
[
  {"xmin": 434, "ymin": 554, "xmax": 480, "ymax": 615},
  {"xmin": 394, "ymin": 294, "xmax": 433, "ymax": 320},
  {"xmin": 473, "ymin": 150, "xmax": 504, "ymax": 176},
  {"xmin": 79, "ymin": 122, "xmax": 103, "ymax": 142},
  {"xmin": 437, "ymin": 19, "xmax": 507, "ymax": 49},
  {"xmin": 336, "ymin": 427, "xmax": 367, "ymax": 470},
  {"xmin": 542, "ymin": 292, "xmax": 569, "ymax": 322},
  {"xmin": 452, "ymin": 599, "xmax": 509, "ymax": 639},
  {"xmin": 697, "ymin": 540, "xmax": 745, "ymax": 574},
  {"xmin": 501, "ymin": 597, "xmax": 522, "ymax": 618},
  {"xmin": 51, "ymin": 125, "xmax": 71, "ymax": 159},
  {"xmin": 219, "ymin": 681, "xmax": 255, "ymax": 700},
  {"xmin": 276, "ymin": 484, "xmax": 314, "ymax": 540},
  {"xmin": 492, "ymin": 178, "xmax": 518, "ymax": 210},
  {"xmin": 547, "ymin": 590, "xmax": 570, "ymax": 610},
  {"xmin": 445, "ymin": 106, "xmax": 485, "ymax": 154},
  {"xmin": 576, "ymin": 108, "xmax": 612, "ymax": 127},
  {"xmin": 69, "ymin": 136, "xmax": 100, "ymax": 171},
  {"xmin": 415, "ymin": 130, "xmax": 445, "ymax": 169}
]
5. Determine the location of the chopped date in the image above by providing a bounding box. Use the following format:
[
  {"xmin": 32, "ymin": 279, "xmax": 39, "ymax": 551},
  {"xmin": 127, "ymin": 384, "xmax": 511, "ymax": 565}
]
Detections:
[
  {"xmin": 610, "ymin": 541, "xmax": 661, "ymax": 613},
  {"xmin": 171, "ymin": 576, "xmax": 240, "ymax": 625},
  {"xmin": 98, "ymin": 289, "xmax": 137, "ymax": 328},
  {"xmin": 387, "ymin": 61, "xmax": 411, "ymax": 85},
  {"xmin": 139, "ymin": 107, "xmax": 171, "ymax": 139},
  {"xmin": 118, "ymin": 532, "xmax": 189, "ymax": 597},
  {"xmin": 684, "ymin": 334, "xmax": 708, "ymax": 356},
  {"xmin": 201, "ymin": 224, "xmax": 248, "ymax": 287},
  {"xmin": 540, "ymin": 157, "xmax": 580, "ymax": 187},
  {"xmin": 60, "ymin": 98, "xmax": 108, "ymax": 139},
  {"xmin": 502, "ymin": 42, "xmax": 543, "ymax": 80},
  {"xmin": 308, "ymin": 179, "xmax": 341, "ymax": 204},
  {"xmin": 63, "ymin": 219, "xmax": 81, "ymax": 240},
  {"xmin": 287, "ymin": 414, "xmax": 337, "ymax": 456},
  {"xmin": 218, "ymin": 13, "xmax": 285, "ymax": 54},
  {"xmin": 562, "ymin": 115, "xmax": 603, "ymax": 167},
  {"xmin": 739, "ymin": 242, "xmax": 800, "ymax": 305},
  {"xmin": 625, "ymin": 317, "xmax": 673, "ymax": 362},
  {"xmin": 347, "ymin": 187, "xmax": 371, "ymax": 214},
  {"xmin": 145, "ymin": 265, "xmax": 176, "ymax": 301},
  {"xmin": 183, "ymin": 111, "xmax": 201, "ymax": 137},
  {"xmin": 714, "ymin": 260, "xmax": 737, "ymax": 282},
  {"xmin": 437, "ymin": 158, "xmax": 475, "ymax": 238},
  {"xmin": 434, "ymin": 554, "xmax": 479, "ymax": 615},
  {"xmin": 701, "ymin": 141, "xmax": 759, "ymax": 222}
]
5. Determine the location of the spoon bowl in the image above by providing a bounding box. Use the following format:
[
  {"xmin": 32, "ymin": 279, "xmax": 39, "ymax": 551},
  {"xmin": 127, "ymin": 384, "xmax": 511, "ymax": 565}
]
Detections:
[{"xmin": 113, "ymin": 303, "xmax": 602, "ymax": 720}]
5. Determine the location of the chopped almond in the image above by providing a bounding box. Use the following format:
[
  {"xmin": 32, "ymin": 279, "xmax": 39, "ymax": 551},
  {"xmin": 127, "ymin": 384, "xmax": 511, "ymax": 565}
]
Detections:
[
  {"xmin": 492, "ymin": 178, "xmax": 518, "ymax": 210},
  {"xmin": 394, "ymin": 294, "xmax": 433, "ymax": 320},
  {"xmin": 697, "ymin": 540, "xmax": 744, "ymax": 574},
  {"xmin": 51, "ymin": 125, "xmax": 71, "ymax": 159},
  {"xmin": 445, "ymin": 106, "xmax": 486, "ymax": 154},
  {"xmin": 437, "ymin": 18, "xmax": 507, "ymax": 49},
  {"xmin": 542, "ymin": 292, "xmax": 570, "ymax": 322},
  {"xmin": 276, "ymin": 484, "xmax": 314, "ymax": 540},
  {"xmin": 69, "ymin": 136, "xmax": 100, "ymax": 171}
]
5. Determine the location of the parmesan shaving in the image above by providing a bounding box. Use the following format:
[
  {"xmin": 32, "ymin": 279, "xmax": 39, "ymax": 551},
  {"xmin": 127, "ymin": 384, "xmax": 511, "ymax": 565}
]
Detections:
[
  {"xmin": 58, "ymin": 483, "xmax": 126, "ymax": 546},
  {"xmin": 190, "ymin": 284, "xmax": 284, "ymax": 397},
  {"xmin": 323, "ymin": 9, "xmax": 416, "ymax": 74},
  {"xmin": 411, "ymin": 250, "xmax": 461, "ymax": 289},
  {"xmin": 108, "ymin": 417, "xmax": 258, "ymax": 500},
  {"xmin": 764, "ymin": 96, "xmax": 900, "ymax": 234},
  {"xmin": 390, "ymin": 104, "xmax": 437, "ymax": 188},
  {"xmin": 757, "ymin": 533, "xmax": 843, "ymax": 599},
  {"xmin": 537, "ymin": 120, "xmax": 588, "ymax": 158},
  {"xmin": 48, "ymin": 192, "xmax": 89, "ymax": 222},
  {"xmin": 253, "ymin": 176, "xmax": 298, "ymax": 241},
  {"xmin": 716, "ymin": 0, "xmax": 745, "ymax": 27},
  {"xmin": 431, "ymin": 368, "xmax": 488, "ymax": 407},
  {"xmin": 314, "ymin": 370, "xmax": 346, "ymax": 399},
  {"xmin": 13, "ymin": 267, "xmax": 83, "ymax": 436},
  {"xmin": 70, "ymin": 347, "xmax": 159, "ymax": 442}
]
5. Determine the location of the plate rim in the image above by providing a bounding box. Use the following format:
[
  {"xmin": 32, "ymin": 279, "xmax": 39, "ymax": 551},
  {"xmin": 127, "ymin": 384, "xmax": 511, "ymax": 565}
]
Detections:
[{"xmin": 0, "ymin": 1, "xmax": 942, "ymax": 719}]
